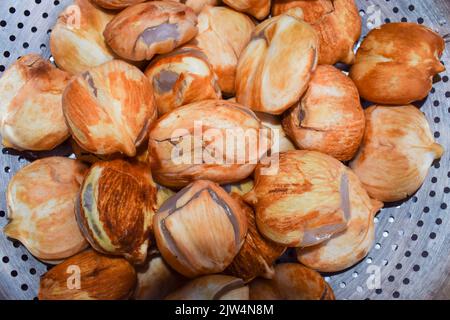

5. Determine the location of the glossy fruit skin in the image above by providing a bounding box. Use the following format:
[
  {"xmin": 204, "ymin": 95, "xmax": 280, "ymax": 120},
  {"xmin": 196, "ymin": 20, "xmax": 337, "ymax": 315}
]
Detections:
[
  {"xmin": 282, "ymin": 65, "xmax": 365, "ymax": 161},
  {"xmin": 145, "ymin": 46, "xmax": 221, "ymax": 115},
  {"xmin": 223, "ymin": 0, "xmax": 271, "ymax": 20},
  {"xmin": 272, "ymin": 0, "xmax": 362, "ymax": 65},
  {"xmin": 50, "ymin": 0, "xmax": 116, "ymax": 74},
  {"xmin": 191, "ymin": 6, "xmax": 255, "ymax": 95},
  {"xmin": 4, "ymin": 157, "xmax": 88, "ymax": 263},
  {"xmin": 62, "ymin": 60, "xmax": 157, "ymax": 157},
  {"xmin": 0, "ymin": 54, "xmax": 72, "ymax": 151},
  {"xmin": 236, "ymin": 10, "xmax": 319, "ymax": 115},
  {"xmin": 297, "ymin": 172, "xmax": 383, "ymax": 273},
  {"xmin": 104, "ymin": 1, "xmax": 198, "ymax": 61},
  {"xmin": 350, "ymin": 23, "xmax": 445, "ymax": 105},
  {"xmin": 39, "ymin": 250, "xmax": 136, "ymax": 300},
  {"xmin": 154, "ymin": 180, "xmax": 248, "ymax": 278},
  {"xmin": 77, "ymin": 160, "xmax": 157, "ymax": 265},
  {"xmin": 172, "ymin": 0, "xmax": 220, "ymax": 14},
  {"xmin": 148, "ymin": 99, "xmax": 271, "ymax": 188},
  {"xmin": 350, "ymin": 105, "xmax": 444, "ymax": 202},
  {"xmin": 245, "ymin": 150, "xmax": 354, "ymax": 247}
]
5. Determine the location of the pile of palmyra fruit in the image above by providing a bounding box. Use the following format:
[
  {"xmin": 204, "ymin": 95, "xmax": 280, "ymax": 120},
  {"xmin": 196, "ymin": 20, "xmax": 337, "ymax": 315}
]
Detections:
[{"xmin": 0, "ymin": 0, "xmax": 445, "ymax": 300}]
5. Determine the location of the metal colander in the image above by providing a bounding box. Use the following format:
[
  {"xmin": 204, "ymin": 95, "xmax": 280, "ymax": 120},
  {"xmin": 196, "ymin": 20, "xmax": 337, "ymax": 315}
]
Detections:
[{"xmin": 0, "ymin": 0, "xmax": 449, "ymax": 300}]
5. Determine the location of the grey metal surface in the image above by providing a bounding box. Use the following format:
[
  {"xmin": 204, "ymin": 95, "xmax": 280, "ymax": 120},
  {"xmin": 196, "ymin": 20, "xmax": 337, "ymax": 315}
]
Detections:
[{"xmin": 0, "ymin": 0, "xmax": 449, "ymax": 300}]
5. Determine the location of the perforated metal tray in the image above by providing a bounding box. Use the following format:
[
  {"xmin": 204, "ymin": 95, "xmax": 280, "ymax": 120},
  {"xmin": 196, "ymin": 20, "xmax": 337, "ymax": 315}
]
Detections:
[{"xmin": 0, "ymin": 0, "xmax": 449, "ymax": 300}]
